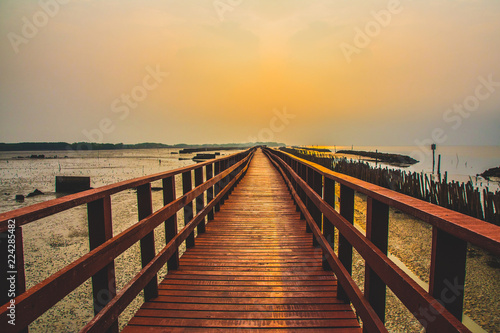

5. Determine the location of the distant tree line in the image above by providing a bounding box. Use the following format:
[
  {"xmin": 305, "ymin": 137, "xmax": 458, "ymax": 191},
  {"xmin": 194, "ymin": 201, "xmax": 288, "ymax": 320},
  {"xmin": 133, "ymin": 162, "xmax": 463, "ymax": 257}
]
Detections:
[{"xmin": 0, "ymin": 141, "xmax": 285, "ymax": 151}]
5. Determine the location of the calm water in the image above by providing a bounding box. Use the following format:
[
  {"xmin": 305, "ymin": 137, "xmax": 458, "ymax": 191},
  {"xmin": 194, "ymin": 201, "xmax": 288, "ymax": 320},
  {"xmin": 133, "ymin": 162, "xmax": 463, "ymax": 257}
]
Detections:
[
  {"xmin": 1, "ymin": 145, "xmax": 499, "ymax": 213},
  {"xmin": 327, "ymin": 145, "xmax": 500, "ymax": 191},
  {"xmin": 0, "ymin": 148, "xmax": 242, "ymax": 214}
]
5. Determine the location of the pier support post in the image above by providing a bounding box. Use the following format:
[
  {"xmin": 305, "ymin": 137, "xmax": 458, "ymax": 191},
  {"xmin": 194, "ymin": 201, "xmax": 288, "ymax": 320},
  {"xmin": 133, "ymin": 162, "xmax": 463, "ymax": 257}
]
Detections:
[
  {"xmin": 429, "ymin": 227, "xmax": 467, "ymax": 323},
  {"xmin": 182, "ymin": 171, "xmax": 195, "ymax": 248},
  {"xmin": 364, "ymin": 197, "xmax": 389, "ymax": 327},
  {"xmin": 214, "ymin": 161, "xmax": 221, "ymax": 212},
  {"xmin": 323, "ymin": 177, "xmax": 335, "ymax": 270},
  {"xmin": 163, "ymin": 176, "xmax": 179, "ymax": 270},
  {"xmin": 206, "ymin": 164, "xmax": 214, "ymax": 221},
  {"xmin": 87, "ymin": 196, "xmax": 119, "ymax": 333},
  {"xmin": 298, "ymin": 163, "xmax": 307, "ymax": 221},
  {"xmin": 195, "ymin": 167, "xmax": 206, "ymax": 234},
  {"xmin": 309, "ymin": 169, "xmax": 322, "ymax": 247},
  {"xmin": 338, "ymin": 184, "xmax": 354, "ymax": 303},
  {"xmin": 137, "ymin": 184, "xmax": 158, "ymax": 301}
]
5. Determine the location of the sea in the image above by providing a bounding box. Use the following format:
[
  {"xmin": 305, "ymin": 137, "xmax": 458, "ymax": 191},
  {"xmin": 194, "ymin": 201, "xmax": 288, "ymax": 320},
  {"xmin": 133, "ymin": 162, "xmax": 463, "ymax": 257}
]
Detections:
[
  {"xmin": 326, "ymin": 145, "xmax": 500, "ymax": 191},
  {"xmin": 0, "ymin": 145, "xmax": 499, "ymax": 214}
]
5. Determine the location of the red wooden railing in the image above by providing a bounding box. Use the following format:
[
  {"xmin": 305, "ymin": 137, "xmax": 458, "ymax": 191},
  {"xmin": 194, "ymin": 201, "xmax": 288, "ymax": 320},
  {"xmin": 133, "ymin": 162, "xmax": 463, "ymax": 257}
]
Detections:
[
  {"xmin": 0, "ymin": 148, "xmax": 255, "ymax": 333},
  {"xmin": 264, "ymin": 147, "xmax": 500, "ymax": 333}
]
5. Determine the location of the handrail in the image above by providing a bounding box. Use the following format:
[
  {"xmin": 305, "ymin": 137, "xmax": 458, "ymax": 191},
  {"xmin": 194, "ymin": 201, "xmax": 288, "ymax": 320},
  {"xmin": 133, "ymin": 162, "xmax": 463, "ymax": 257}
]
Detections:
[
  {"xmin": 80, "ymin": 153, "xmax": 252, "ymax": 333},
  {"xmin": 264, "ymin": 150, "xmax": 388, "ymax": 333},
  {"xmin": 263, "ymin": 148, "xmax": 493, "ymax": 332},
  {"xmin": 275, "ymin": 149, "xmax": 500, "ymax": 257},
  {"xmin": 0, "ymin": 147, "xmax": 256, "ymax": 332},
  {"xmin": 0, "ymin": 150, "xmax": 249, "ymax": 232}
]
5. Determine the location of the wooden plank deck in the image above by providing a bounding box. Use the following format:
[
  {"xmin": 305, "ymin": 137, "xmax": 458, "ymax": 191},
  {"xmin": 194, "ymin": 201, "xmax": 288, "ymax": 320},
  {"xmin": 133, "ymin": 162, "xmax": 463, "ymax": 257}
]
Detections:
[{"xmin": 123, "ymin": 149, "xmax": 361, "ymax": 332}]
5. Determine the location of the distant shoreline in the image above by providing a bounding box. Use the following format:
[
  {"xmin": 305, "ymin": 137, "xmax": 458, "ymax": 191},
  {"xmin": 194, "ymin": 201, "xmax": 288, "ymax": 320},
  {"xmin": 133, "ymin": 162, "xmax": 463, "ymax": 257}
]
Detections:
[
  {"xmin": 335, "ymin": 149, "xmax": 419, "ymax": 165},
  {"xmin": 0, "ymin": 141, "xmax": 284, "ymax": 152}
]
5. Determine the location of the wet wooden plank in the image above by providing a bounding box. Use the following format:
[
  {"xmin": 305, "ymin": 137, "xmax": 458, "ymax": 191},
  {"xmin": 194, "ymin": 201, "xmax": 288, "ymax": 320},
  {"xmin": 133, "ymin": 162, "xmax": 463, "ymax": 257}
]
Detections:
[{"xmin": 124, "ymin": 150, "xmax": 361, "ymax": 332}]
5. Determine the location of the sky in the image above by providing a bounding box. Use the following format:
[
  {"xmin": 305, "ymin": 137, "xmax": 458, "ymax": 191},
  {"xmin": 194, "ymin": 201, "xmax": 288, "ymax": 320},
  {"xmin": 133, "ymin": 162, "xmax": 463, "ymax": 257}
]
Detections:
[{"xmin": 0, "ymin": 0, "xmax": 499, "ymax": 146}]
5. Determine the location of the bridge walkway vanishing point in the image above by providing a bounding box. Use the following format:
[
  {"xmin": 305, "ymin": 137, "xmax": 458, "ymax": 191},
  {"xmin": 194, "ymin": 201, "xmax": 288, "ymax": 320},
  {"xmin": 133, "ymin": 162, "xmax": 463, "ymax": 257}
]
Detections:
[{"xmin": 123, "ymin": 149, "xmax": 361, "ymax": 332}]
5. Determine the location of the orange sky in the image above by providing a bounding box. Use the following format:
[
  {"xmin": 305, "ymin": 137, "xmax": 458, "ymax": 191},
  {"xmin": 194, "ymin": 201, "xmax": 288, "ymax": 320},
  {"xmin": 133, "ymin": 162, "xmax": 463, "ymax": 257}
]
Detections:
[{"xmin": 1, "ymin": 0, "xmax": 499, "ymax": 145}]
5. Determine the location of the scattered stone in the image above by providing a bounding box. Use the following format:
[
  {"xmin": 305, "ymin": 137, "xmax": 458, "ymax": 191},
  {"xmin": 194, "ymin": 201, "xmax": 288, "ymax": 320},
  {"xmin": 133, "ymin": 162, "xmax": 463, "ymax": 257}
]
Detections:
[
  {"xmin": 27, "ymin": 189, "xmax": 44, "ymax": 197},
  {"xmin": 15, "ymin": 194, "xmax": 25, "ymax": 202}
]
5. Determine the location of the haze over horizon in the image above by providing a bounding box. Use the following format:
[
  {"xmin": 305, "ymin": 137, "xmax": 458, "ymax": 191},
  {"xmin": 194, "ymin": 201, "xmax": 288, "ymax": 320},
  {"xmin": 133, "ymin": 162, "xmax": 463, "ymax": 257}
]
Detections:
[{"xmin": 1, "ymin": 0, "xmax": 499, "ymax": 147}]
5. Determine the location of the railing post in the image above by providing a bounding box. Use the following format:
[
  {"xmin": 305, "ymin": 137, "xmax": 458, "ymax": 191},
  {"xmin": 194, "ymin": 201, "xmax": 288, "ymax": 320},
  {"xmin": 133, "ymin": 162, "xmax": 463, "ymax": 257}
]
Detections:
[
  {"xmin": 323, "ymin": 177, "xmax": 335, "ymax": 270},
  {"xmin": 292, "ymin": 160, "xmax": 300, "ymax": 212},
  {"xmin": 312, "ymin": 170, "xmax": 323, "ymax": 246},
  {"xmin": 220, "ymin": 160, "xmax": 228, "ymax": 204},
  {"xmin": 87, "ymin": 196, "xmax": 118, "ymax": 333},
  {"xmin": 194, "ymin": 167, "xmax": 205, "ymax": 234},
  {"xmin": 206, "ymin": 164, "xmax": 214, "ymax": 221},
  {"xmin": 364, "ymin": 197, "xmax": 389, "ymax": 327},
  {"xmin": 300, "ymin": 164, "xmax": 309, "ymax": 229},
  {"xmin": 182, "ymin": 171, "xmax": 195, "ymax": 248},
  {"xmin": 306, "ymin": 167, "xmax": 321, "ymax": 246},
  {"xmin": 137, "ymin": 183, "xmax": 158, "ymax": 301},
  {"xmin": 214, "ymin": 161, "xmax": 221, "ymax": 212},
  {"xmin": 162, "ymin": 176, "xmax": 179, "ymax": 270},
  {"xmin": 338, "ymin": 184, "xmax": 354, "ymax": 303},
  {"xmin": 429, "ymin": 227, "xmax": 467, "ymax": 323}
]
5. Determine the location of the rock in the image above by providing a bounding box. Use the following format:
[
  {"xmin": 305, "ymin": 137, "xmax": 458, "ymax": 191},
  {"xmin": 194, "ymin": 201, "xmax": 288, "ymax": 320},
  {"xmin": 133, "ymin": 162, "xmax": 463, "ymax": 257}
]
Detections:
[
  {"xmin": 15, "ymin": 194, "xmax": 25, "ymax": 201},
  {"xmin": 55, "ymin": 176, "xmax": 90, "ymax": 193},
  {"xmin": 26, "ymin": 189, "xmax": 44, "ymax": 197},
  {"xmin": 480, "ymin": 166, "xmax": 500, "ymax": 180}
]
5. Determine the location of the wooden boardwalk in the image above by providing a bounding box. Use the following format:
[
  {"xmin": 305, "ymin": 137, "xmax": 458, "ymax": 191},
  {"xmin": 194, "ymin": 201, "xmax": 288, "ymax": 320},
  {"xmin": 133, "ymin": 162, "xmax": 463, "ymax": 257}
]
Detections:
[{"xmin": 123, "ymin": 150, "xmax": 361, "ymax": 332}]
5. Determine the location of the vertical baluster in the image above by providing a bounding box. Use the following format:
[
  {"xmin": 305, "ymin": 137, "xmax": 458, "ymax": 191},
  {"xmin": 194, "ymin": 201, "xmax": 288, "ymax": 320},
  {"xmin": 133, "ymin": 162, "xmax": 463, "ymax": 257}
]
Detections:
[
  {"xmin": 364, "ymin": 197, "xmax": 389, "ymax": 327},
  {"xmin": 323, "ymin": 177, "xmax": 335, "ymax": 271},
  {"xmin": 338, "ymin": 184, "xmax": 354, "ymax": 303},
  {"xmin": 293, "ymin": 161, "xmax": 300, "ymax": 212},
  {"xmin": 300, "ymin": 163, "xmax": 307, "ymax": 222},
  {"xmin": 206, "ymin": 164, "xmax": 214, "ymax": 221},
  {"xmin": 162, "ymin": 176, "xmax": 179, "ymax": 270},
  {"xmin": 312, "ymin": 170, "xmax": 323, "ymax": 246},
  {"xmin": 182, "ymin": 171, "xmax": 195, "ymax": 248},
  {"xmin": 306, "ymin": 167, "xmax": 319, "ymax": 246},
  {"xmin": 194, "ymin": 167, "xmax": 205, "ymax": 234},
  {"xmin": 137, "ymin": 183, "xmax": 158, "ymax": 301},
  {"xmin": 429, "ymin": 227, "xmax": 467, "ymax": 322},
  {"xmin": 220, "ymin": 160, "xmax": 228, "ymax": 204},
  {"xmin": 214, "ymin": 161, "xmax": 221, "ymax": 212},
  {"xmin": 87, "ymin": 196, "xmax": 118, "ymax": 333}
]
